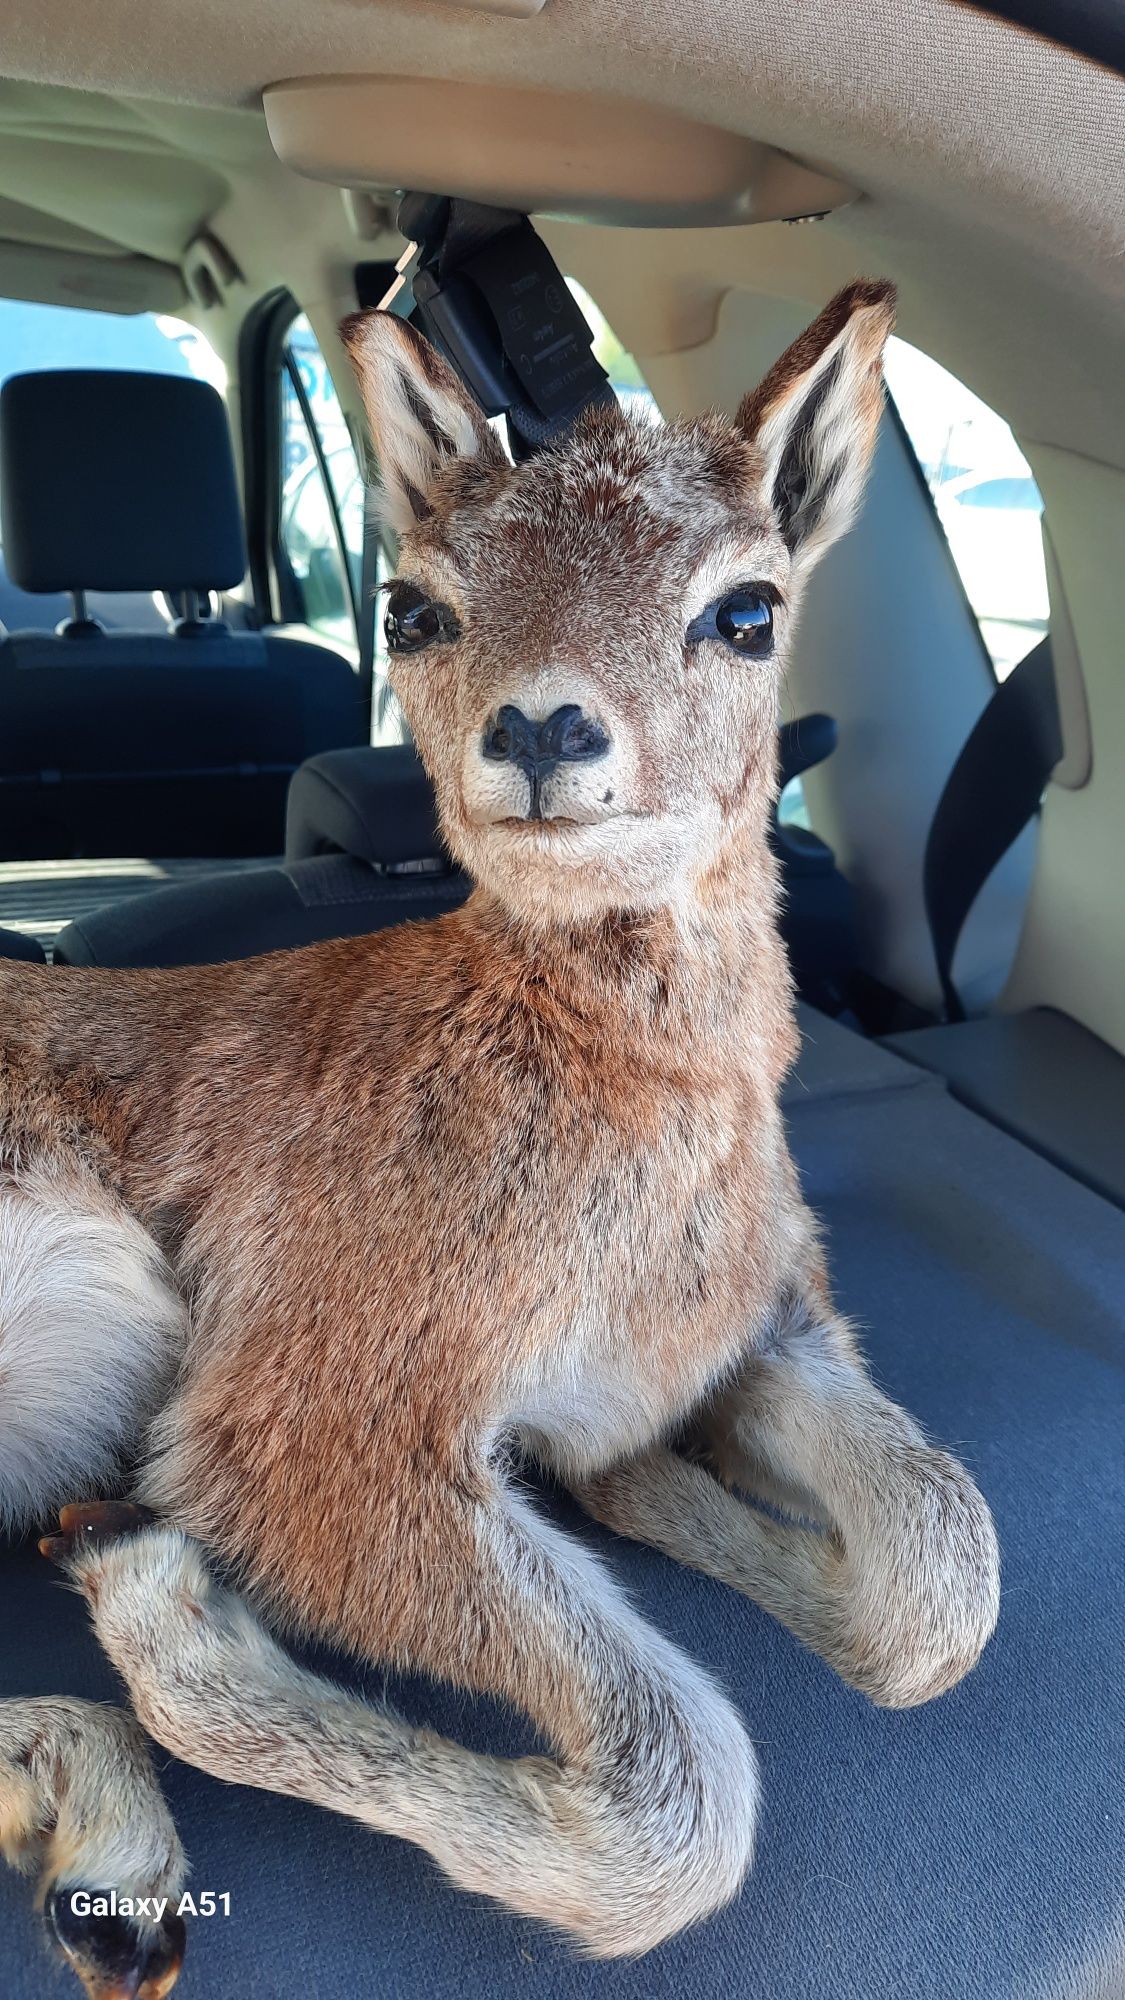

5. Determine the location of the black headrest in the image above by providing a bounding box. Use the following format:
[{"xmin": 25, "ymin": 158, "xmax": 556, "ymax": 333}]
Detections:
[
  {"xmin": 0, "ymin": 923, "xmax": 46, "ymax": 964},
  {"xmin": 286, "ymin": 745, "xmax": 447, "ymax": 870},
  {"xmin": 0, "ymin": 370, "xmax": 245, "ymax": 594}
]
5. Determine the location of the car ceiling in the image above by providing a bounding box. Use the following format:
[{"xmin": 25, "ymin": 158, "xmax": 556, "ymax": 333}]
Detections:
[
  {"xmin": 965, "ymin": 0, "xmax": 1125, "ymax": 76},
  {"xmin": 0, "ymin": 2, "xmax": 1119, "ymax": 470}
]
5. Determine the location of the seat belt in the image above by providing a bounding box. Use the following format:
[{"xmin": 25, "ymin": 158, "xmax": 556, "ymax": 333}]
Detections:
[
  {"xmin": 356, "ymin": 489, "xmax": 380, "ymax": 739},
  {"xmin": 923, "ymin": 636, "xmax": 1062, "ymax": 1023},
  {"xmin": 381, "ymin": 195, "xmax": 616, "ymax": 461}
]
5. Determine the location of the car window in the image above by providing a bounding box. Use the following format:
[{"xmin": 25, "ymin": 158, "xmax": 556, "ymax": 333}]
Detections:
[
  {"xmin": 279, "ymin": 314, "xmax": 363, "ymax": 646},
  {"xmin": 0, "ymin": 297, "xmax": 223, "ymax": 392},
  {"xmin": 883, "ymin": 338, "xmax": 1048, "ymax": 680},
  {"xmin": 952, "ymin": 476, "xmax": 1042, "ymax": 511},
  {"xmin": 565, "ymin": 280, "xmax": 659, "ymax": 422},
  {"xmin": 0, "ymin": 298, "xmax": 224, "ymax": 633}
]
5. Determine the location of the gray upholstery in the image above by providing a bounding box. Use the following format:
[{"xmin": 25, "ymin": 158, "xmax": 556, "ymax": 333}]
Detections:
[
  {"xmin": 54, "ymin": 853, "xmax": 470, "ymax": 968},
  {"xmin": 0, "ymin": 922, "xmax": 44, "ymax": 963},
  {"xmin": 286, "ymin": 744, "xmax": 444, "ymax": 866},
  {"xmin": 886, "ymin": 1007, "xmax": 1125, "ymax": 1208},
  {"xmin": 55, "ymin": 746, "xmax": 468, "ymax": 965},
  {"xmin": 1, "ymin": 1009, "xmax": 1122, "ymax": 2000}
]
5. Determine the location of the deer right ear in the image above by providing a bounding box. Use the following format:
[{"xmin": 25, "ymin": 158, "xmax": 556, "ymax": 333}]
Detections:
[
  {"xmin": 340, "ymin": 311, "xmax": 507, "ymax": 538},
  {"xmin": 736, "ymin": 280, "xmax": 895, "ymax": 578}
]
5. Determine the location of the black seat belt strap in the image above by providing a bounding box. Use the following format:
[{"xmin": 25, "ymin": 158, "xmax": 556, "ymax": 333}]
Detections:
[{"xmin": 923, "ymin": 637, "xmax": 1062, "ymax": 1023}]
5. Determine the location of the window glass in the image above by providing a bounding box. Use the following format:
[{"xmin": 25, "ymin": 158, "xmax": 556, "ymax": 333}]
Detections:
[
  {"xmin": 883, "ymin": 338, "xmax": 1048, "ymax": 680},
  {"xmin": 566, "ymin": 280, "xmax": 659, "ymax": 422},
  {"xmin": 0, "ymin": 298, "xmax": 224, "ymax": 393},
  {"xmin": 279, "ymin": 314, "xmax": 363, "ymax": 646}
]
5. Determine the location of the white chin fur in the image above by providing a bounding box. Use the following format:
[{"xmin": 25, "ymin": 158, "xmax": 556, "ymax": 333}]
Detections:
[{"xmin": 459, "ymin": 812, "xmax": 697, "ymax": 921}]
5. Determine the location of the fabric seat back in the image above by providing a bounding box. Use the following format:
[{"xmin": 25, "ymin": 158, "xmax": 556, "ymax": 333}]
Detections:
[{"xmin": 0, "ymin": 368, "xmax": 365, "ymax": 858}]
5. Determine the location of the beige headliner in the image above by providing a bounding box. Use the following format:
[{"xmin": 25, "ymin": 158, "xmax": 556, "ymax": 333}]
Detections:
[{"xmin": 0, "ymin": 0, "xmax": 1119, "ymax": 461}]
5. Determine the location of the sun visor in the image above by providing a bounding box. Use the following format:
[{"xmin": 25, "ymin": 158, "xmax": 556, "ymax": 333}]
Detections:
[{"xmin": 263, "ymin": 77, "xmax": 855, "ymax": 229}]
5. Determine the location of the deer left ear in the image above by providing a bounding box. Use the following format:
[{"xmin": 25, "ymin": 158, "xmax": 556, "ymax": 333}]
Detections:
[
  {"xmin": 341, "ymin": 309, "xmax": 507, "ymax": 538},
  {"xmin": 737, "ymin": 279, "xmax": 895, "ymax": 576}
]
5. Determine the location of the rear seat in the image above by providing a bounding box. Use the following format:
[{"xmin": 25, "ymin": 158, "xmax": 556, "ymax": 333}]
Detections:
[
  {"xmin": 54, "ymin": 728, "xmax": 853, "ymax": 974},
  {"xmin": 1, "ymin": 995, "xmax": 1121, "ymax": 2000},
  {"xmin": 0, "ymin": 369, "xmax": 365, "ymax": 861},
  {"xmin": 886, "ymin": 1009, "xmax": 1125, "ymax": 1210},
  {"xmin": 53, "ymin": 745, "xmax": 470, "ymax": 967}
]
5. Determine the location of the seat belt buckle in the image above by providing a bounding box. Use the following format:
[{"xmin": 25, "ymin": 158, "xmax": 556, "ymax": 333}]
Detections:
[
  {"xmin": 376, "ymin": 239, "xmax": 420, "ymax": 318},
  {"xmin": 377, "ymin": 195, "xmax": 614, "ymax": 457}
]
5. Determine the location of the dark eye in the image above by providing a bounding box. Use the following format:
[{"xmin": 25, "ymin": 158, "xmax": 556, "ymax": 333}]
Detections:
[
  {"xmin": 384, "ymin": 582, "xmax": 460, "ymax": 655},
  {"xmin": 686, "ymin": 586, "xmax": 777, "ymax": 658}
]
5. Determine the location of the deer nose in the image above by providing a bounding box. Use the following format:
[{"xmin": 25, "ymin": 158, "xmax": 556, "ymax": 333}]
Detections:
[{"xmin": 481, "ymin": 704, "xmax": 610, "ymax": 770}]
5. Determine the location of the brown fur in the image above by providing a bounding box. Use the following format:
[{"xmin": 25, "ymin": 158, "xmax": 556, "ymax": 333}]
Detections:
[{"xmin": 0, "ymin": 884, "xmax": 797, "ymax": 1669}]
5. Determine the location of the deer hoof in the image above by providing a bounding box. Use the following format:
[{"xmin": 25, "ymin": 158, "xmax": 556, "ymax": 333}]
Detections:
[{"xmin": 40, "ymin": 1501, "xmax": 156, "ymax": 1567}]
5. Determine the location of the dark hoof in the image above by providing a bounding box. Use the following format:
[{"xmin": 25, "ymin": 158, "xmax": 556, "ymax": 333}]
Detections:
[
  {"xmin": 45, "ymin": 1883, "xmax": 185, "ymax": 1999},
  {"xmin": 39, "ymin": 1501, "xmax": 156, "ymax": 1567}
]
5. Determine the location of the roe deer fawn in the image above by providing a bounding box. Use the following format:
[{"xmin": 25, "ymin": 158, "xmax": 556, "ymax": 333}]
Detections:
[{"xmin": 0, "ymin": 282, "xmax": 999, "ymax": 1997}]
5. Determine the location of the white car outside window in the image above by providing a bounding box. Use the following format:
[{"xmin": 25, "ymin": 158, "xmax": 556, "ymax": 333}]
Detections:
[{"xmin": 884, "ymin": 338, "xmax": 1049, "ymax": 680}]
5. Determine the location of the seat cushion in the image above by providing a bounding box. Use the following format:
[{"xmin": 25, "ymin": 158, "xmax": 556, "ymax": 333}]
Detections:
[
  {"xmin": 886, "ymin": 1006, "xmax": 1125, "ymax": 1209},
  {"xmin": 1, "ymin": 1014, "xmax": 1122, "ymax": 1999}
]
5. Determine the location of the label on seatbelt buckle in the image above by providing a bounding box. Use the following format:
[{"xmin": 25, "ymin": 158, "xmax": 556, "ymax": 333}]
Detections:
[{"xmin": 461, "ymin": 223, "xmax": 609, "ymax": 423}]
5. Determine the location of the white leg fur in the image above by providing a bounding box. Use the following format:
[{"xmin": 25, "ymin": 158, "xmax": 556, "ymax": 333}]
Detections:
[
  {"xmin": 578, "ymin": 1301, "xmax": 1000, "ymax": 1710},
  {"xmin": 0, "ymin": 1159, "xmax": 186, "ymax": 1529},
  {"xmin": 0, "ymin": 1696, "xmax": 186, "ymax": 1903},
  {"xmin": 66, "ymin": 1508, "xmax": 759, "ymax": 1956}
]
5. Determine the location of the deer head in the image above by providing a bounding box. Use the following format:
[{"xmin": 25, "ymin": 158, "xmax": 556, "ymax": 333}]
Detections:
[{"xmin": 342, "ymin": 281, "xmax": 894, "ymax": 928}]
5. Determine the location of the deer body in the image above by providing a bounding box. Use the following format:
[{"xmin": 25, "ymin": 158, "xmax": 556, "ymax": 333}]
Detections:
[
  {"xmin": 0, "ymin": 284, "xmax": 1000, "ymax": 1995},
  {"xmin": 0, "ymin": 858, "xmax": 799, "ymax": 1619}
]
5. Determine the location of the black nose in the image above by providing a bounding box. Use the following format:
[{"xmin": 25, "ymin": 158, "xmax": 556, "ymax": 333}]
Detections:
[
  {"xmin": 482, "ymin": 704, "xmax": 610, "ymax": 769},
  {"xmin": 481, "ymin": 705, "xmax": 611, "ymax": 821}
]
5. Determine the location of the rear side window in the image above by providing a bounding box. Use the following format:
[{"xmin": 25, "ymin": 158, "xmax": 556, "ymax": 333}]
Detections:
[
  {"xmin": 884, "ymin": 338, "xmax": 1048, "ymax": 680},
  {"xmin": 0, "ymin": 298, "xmax": 223, "ymax": 392},
  {"xmin": 279, "ymin": 314, "xmax": 363, "ymax": 645}
]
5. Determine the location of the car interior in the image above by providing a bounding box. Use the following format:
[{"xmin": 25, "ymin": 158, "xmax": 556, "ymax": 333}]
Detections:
[{"xmin": 0, "ymin": 4, "xmax": 1122, "ymax": 1996}]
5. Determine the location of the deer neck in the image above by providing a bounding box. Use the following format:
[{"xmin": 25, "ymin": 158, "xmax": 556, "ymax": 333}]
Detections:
[{"xmin": 465, "ymin": 799, "xmax": 791, "ymax": 1085}]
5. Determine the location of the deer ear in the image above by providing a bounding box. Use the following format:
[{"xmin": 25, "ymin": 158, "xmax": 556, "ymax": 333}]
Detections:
[
  {"xmin": 736, "ymin": 280, "xmax": 895, "ymax": 575},
  {"xmin": 340, "ymin": 310, "xmax": 507, "ymax": 538}
]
